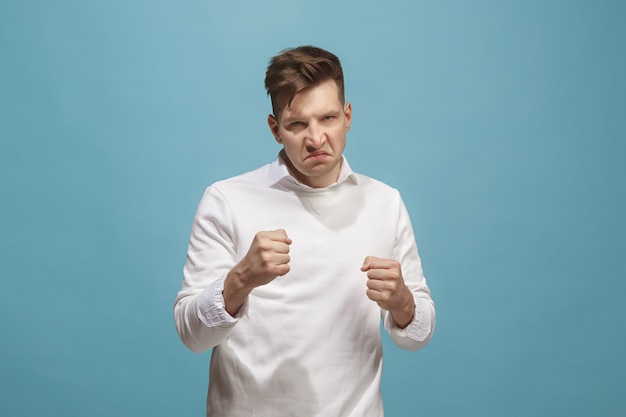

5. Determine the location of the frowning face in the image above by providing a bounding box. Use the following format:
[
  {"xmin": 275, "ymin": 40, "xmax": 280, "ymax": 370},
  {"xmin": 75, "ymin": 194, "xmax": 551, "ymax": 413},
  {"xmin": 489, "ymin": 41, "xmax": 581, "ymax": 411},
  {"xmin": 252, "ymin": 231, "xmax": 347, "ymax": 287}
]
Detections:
[{"xmin": 268, "ymin": 79, "xmax": 352, "ymax": 188}]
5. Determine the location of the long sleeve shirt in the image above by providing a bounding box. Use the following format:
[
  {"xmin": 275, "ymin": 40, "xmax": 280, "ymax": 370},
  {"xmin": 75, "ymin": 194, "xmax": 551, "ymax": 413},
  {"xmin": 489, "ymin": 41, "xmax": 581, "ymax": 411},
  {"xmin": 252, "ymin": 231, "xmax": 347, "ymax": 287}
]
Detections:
[{"xmin": 174, "ymin": 155, "xmax": 435, "ymax": 417}]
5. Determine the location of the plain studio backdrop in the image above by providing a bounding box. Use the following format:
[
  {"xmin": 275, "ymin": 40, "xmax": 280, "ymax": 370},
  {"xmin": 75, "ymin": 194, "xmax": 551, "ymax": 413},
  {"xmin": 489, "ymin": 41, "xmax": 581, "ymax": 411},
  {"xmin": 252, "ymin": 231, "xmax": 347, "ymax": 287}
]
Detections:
[{"xmin": 1, "ymin": 1, "xmax": 624, "ymax": 416}]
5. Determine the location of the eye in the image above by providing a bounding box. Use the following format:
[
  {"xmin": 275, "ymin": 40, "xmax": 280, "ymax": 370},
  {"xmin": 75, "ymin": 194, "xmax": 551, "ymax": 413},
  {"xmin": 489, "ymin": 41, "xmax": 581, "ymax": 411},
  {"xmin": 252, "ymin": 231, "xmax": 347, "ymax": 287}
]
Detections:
[
  {"xmin": 284, "ymin": 120, "xmax": 306, "ymax": 132},
  {"xmin": 322, "ymin": 113, "xmax": 341, "ymax": 123}
]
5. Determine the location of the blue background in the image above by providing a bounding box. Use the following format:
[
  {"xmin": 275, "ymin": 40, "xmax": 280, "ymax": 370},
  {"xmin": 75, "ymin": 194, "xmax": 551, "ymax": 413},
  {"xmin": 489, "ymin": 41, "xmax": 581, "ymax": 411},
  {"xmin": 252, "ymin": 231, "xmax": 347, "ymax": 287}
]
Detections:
[{"xmin": 1, "ymin": 1, "xmax": 624, "ymax": 416}]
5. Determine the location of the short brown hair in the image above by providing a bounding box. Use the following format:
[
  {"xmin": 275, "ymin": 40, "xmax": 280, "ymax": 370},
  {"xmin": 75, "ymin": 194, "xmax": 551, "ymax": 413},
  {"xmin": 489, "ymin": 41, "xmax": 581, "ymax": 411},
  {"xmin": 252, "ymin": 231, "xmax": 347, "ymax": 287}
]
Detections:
[{"xmin": 264, "ymin": 46, "xmax": 345, "ymax": 118}]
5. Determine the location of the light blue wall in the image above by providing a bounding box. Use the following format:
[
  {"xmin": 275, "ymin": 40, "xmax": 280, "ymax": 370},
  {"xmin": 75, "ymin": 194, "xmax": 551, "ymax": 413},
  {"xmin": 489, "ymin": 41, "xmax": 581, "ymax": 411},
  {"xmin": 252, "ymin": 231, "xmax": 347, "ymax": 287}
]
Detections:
[{"xmin": 1, "ymin": 1, "xmax": 624, "ymax": 416}]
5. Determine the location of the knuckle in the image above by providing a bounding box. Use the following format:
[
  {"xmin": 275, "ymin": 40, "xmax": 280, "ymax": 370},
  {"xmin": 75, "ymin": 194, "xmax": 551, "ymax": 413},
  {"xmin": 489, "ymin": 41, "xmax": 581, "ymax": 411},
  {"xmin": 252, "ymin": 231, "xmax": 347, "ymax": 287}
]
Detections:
[{"xmin": 260, "ymin": 252, "xmax": 272, "ymax": 263}]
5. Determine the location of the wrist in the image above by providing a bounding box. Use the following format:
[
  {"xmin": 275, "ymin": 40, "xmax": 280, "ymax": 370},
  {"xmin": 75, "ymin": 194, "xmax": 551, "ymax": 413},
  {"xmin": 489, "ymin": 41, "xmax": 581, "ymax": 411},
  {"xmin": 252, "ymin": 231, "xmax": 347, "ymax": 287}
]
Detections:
[
  {"xmin": 391, "ymin": 289, "xmax": 415, "ymax": 329},
  {"xmin": 223, "ymin": 267, "xmax": 254, "ymax": 316}
]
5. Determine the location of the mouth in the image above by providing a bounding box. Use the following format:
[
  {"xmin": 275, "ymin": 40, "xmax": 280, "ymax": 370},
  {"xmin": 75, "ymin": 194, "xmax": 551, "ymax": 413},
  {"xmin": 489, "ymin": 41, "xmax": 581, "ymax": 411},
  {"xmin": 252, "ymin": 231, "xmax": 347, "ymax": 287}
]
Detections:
[{"xmin": 306, "ymin": 151, "xmax": 330, "ymax": 160}]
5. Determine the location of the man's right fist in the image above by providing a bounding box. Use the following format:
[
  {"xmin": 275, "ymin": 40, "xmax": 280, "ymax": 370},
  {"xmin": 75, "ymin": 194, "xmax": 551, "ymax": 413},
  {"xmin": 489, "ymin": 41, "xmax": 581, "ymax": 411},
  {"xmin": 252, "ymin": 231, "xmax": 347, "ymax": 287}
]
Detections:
[{"xmin": 238, "ymin": 229, "xmax": 292, "ymax": 288}]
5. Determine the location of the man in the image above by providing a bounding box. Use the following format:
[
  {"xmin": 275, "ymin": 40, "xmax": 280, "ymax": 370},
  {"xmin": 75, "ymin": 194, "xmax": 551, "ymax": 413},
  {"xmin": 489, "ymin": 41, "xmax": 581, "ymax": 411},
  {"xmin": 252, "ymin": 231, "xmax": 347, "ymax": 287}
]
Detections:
[{"xmin": 174, "ymin": 45, "xmax": 435, "ymax": 417}]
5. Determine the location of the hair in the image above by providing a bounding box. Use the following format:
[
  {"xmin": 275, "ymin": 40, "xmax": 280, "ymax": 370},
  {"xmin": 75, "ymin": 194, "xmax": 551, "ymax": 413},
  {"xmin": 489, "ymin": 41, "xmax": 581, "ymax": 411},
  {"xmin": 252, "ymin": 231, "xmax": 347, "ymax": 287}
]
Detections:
[{"xmin": 264, "ymin": 45, "xmax": 345, "ymax": 119}]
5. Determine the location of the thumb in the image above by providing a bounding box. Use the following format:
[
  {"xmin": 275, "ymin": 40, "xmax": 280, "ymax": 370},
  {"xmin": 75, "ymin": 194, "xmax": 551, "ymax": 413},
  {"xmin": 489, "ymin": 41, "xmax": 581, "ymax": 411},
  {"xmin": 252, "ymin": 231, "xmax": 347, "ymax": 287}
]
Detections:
[{"xmin": 361, "ymin": 257, "xmax": 371, "ymax": 272}]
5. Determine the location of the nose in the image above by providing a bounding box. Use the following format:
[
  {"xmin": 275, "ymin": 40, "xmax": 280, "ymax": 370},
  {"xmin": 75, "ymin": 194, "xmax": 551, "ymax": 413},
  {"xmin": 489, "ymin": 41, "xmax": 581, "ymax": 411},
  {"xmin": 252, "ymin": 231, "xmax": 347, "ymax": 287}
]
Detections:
[{"xmin": 304, "ymin": 121, "xmax": 326, "ymax": 149}]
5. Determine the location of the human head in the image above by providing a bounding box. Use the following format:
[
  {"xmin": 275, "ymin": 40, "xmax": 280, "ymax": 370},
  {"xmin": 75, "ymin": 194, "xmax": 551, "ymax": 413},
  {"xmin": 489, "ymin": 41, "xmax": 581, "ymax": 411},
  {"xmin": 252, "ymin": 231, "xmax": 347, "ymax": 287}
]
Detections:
[{"xmin": 264, "ymin": 45, "xmax": 345, "ymax": 120}]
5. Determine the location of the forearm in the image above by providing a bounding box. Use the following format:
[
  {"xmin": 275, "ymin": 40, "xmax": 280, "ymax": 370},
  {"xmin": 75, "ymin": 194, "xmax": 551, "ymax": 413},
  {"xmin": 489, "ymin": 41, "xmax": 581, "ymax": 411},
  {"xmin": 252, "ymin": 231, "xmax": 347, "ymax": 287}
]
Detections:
[
  {"xmin": 222, "ymin": 262, "xmax": 256, "ymax": 317},
  {"xmin": 389, "ymin": 287, "xmax": 416, "ymax": 329},
  {"xmin": 385, "ymin": 295, "xmax": 435, "ymax": 351},
  {"xmin": 174, "ymin": 277, "xmax": 244, "ymax": 353}
]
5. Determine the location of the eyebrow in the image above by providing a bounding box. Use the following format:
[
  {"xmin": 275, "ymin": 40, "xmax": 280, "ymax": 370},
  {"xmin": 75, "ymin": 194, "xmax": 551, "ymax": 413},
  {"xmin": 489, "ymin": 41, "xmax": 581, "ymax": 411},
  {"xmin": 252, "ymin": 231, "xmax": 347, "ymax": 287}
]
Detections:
[{"xmin": 282, "ymin": 109, "xmax": 342, "ymax": 122}]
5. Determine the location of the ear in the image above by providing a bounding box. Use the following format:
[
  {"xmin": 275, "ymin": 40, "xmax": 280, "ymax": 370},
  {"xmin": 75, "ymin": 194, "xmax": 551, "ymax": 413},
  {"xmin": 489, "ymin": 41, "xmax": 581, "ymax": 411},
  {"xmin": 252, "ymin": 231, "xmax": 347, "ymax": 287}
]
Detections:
[
  {"xmin": 267, "ymin": 114, "xmax": 282, "ymax": 144},
  {"xmin": 343, "ymin": 102, "xmax": 353, "ymax": 133}
]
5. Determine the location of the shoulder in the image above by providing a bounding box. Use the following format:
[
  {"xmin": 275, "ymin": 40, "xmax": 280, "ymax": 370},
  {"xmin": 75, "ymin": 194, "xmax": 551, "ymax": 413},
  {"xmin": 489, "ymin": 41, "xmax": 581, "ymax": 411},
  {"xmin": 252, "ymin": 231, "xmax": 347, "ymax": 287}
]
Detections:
[
  {"xmin": 209, "ymin": 164, "xmax": 271, "ymax": 191},
  {"xmin": 352, "ymin": 172, "xmax": 401, "ymax": 197},
  {"xmin": 194, "ymin": 164, "xmax": 271, "ymax": 208}
]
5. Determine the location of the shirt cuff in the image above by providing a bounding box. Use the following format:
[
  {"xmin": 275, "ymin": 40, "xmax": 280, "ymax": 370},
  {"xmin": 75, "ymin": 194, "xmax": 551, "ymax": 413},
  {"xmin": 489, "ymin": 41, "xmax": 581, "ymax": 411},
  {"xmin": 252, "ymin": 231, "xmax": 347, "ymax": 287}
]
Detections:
[
  {"xmin": 384, "ymin": 297, "xmax": 432, "ymax": 342},
  {"xmin": 195, "ymin": 275, "xmax": 248, "ymax": 328}
]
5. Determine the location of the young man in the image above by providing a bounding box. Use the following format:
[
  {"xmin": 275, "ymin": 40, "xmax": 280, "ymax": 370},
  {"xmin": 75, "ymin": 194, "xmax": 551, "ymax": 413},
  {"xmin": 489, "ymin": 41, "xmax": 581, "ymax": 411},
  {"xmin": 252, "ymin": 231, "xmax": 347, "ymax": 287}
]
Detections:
[{"xmin": 174, "ymin": 46, "xmax": 435, "ymax": 417}]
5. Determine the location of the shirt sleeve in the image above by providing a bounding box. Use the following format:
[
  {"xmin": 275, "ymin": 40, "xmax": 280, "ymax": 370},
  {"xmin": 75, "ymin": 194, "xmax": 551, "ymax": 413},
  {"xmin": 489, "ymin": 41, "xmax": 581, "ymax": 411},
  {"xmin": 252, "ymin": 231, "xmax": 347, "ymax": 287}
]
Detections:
[
  {"xmin": 195, "ymin": 274, "xmax": 247, "ymax": 327},
  {"xmin": 383, "ymin": 297, "xmax": 434, "ymax": 350},
  {"xmin": 173, "ymin": 186, "xmax": 246, "ymax": 353},
  {"xmin": 385, "ymin": 191, "xmax": 436, "ymax": 351}
]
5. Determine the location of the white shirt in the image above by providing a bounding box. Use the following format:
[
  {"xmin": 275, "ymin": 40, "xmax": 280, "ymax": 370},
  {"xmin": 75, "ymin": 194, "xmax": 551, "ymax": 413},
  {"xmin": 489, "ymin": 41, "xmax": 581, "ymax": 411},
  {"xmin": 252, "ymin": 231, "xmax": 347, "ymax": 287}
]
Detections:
[{"xmin": 174, "ymin": 155, "xmax": 435, "ymax": 417}]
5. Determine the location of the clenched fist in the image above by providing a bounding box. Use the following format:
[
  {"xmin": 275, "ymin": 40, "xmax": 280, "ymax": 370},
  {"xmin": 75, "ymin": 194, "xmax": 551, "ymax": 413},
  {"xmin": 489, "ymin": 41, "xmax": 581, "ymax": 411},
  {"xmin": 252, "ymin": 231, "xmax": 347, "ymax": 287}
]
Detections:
[
  {"xmin": 223, "ymin": 229, "xmax": 292, "ymax": 315},
  {"xmin": 361, "ymin": 256, "xmax": 415, "ymax": 328},
  {"xmin": 239, "ymin": 229, "xmax": 292, "ymax": 286}
]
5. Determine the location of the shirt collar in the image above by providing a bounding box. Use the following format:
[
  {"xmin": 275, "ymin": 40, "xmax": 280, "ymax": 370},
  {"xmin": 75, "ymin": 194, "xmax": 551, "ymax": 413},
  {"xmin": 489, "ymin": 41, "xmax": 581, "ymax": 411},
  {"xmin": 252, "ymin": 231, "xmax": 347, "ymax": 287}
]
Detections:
[{"xmin": 268, "ymin": 152, "xmax": 359, "ymax": 188}]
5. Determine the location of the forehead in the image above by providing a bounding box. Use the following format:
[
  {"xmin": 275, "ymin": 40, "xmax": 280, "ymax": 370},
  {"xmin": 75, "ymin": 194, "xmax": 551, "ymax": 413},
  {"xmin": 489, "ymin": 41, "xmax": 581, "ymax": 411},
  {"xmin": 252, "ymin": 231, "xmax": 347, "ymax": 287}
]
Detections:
[{"xmin": 280, "ymin": 80, "xmax": 343, "ymax": 119}]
